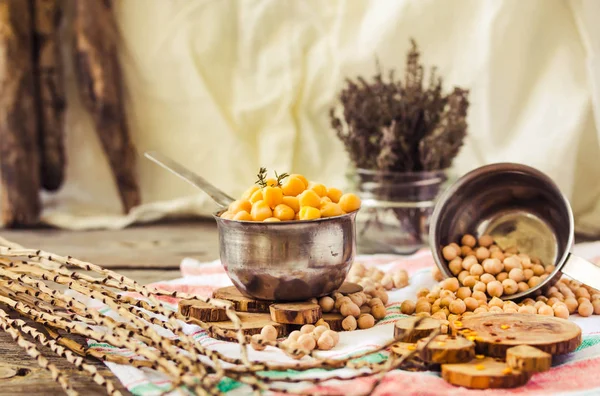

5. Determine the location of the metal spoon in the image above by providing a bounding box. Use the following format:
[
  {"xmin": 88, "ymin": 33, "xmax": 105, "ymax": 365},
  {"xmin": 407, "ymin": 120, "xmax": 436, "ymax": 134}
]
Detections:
[{"xmin": 144, "ymin": 151, "xmax": 234, "ymax": 208}]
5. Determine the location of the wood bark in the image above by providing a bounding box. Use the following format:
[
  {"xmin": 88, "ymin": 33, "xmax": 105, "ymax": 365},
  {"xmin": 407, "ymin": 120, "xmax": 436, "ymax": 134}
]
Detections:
[
  {"xmin": 269, "ymin": 303, "xmax": 322, "ymax": 325},
  {"xmin": 71, "ymin": 0, "xmax": 140, "ymax": 212},
  {"xmin": 178, "ymin": 299, "xmax": 228, "ymax": 322},
  {"xmin": 32, "ymin": 0, "xmax": 65, "ymax": 191},
  {"xmin": 213, "ymin": 286, "xmax": 274, "ymax": 313},
  {"xmin": 0, "ymin": 0, "xmax": 41, "ymax": 226}
]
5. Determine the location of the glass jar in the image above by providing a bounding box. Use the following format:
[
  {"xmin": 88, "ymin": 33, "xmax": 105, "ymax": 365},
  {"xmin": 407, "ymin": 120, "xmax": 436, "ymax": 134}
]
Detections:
[{"xmin": 352, "ymin": 168, "xmax": 449, "ymax": 255}]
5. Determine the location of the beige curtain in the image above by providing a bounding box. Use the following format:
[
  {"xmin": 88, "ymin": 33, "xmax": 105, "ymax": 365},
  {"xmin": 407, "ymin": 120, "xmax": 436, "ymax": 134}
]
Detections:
[{"xmin": 40, "ymin": 0, "xmax": 600, "ymax": 235}]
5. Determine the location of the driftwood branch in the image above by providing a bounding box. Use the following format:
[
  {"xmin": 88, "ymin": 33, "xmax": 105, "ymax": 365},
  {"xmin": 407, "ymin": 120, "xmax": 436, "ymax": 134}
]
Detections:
[
  {"xmin": 0, "ymin": 0, "xmax": 41, "ymax": 226},
  {"xmin": 71, "ymin": 0, "xmax": 140, "ymax": 213}
]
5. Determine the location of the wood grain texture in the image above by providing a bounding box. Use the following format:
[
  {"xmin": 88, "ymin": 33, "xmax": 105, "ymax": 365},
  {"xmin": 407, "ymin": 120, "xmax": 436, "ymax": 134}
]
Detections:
[
  {"xmin": 459, "ymin": 313, "xmax": 581, "ymax": 358},
  {"xmin": 0, "ymin": 220, "xmax": 219, "ymax": 268},
  {"xmin": 32, "ymin": 0, "xmax": 65, "ymax": 191},
  {"xmin": 321, "ymin": 313, "xmax": 345, "ymax": 332},
  {"xmin": 208, "ymin": 313, "xmax": 288, "ymax": 342},
  {"xmin": 269, "ymin": 302, "xmax": 322, "ymax": 325},
  {"xmin": 0, "ymin": 0, "xmax": 41, "ymax": 227},
  {"xmin": 506, "ymin": 345, "xmax": 552, "ymax": 373},
  {"xmin": 71, "ymin": 0, "xmax": 140, "ymax": 213},
  {"xmin": 418, "ymin": 334, "xmax": 475, "ymax": 364},
  {"xmin": 394, "ymin": 317, "xmax": 441, "ymax": 343},
  {"xmin": 213, "ymin": 286, "xmax": 273, "ymax": 313},
  {"xmin": 442, "ymin": 357, "xmax": 530, "ymax": 389},
  {"xmin": 178, "ymin": 299, "xmax": 227, "ymax": 322}
]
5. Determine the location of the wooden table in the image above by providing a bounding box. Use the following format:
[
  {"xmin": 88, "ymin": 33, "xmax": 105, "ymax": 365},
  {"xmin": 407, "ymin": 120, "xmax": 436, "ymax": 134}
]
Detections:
[{"xmin": 0, "ymin": 219, "xmax": 220, "ymax": 395}]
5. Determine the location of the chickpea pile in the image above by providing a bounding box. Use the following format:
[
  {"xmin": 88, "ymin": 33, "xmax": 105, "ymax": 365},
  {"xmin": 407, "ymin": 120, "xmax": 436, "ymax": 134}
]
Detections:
[
  {"xmin": 318, "ymin": 289, "xmax": 383, "ymax": 331},
  {"xmin": 400, "ymin": 233, "xmax": 600, "ymax": 324},
  {"xmin": 219, "ymin": 169, "xmax": 361, "ymax": 222},
  {"xmin": 251, "ymin": 323, "xmax": 340, "ymax": 359},
  {"xmin": 347, "ymin": 262, "xmax": 409, "ymax": 292}
]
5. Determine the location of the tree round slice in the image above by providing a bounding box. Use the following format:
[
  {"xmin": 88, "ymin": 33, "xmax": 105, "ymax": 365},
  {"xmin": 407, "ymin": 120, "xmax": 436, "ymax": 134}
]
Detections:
[
  {"xmin": 442, "ymin": 357, "xmax": 531, "ymax": 389},
  {"xmin": 178, "ymin": 299, "xmax": 228, "ymax": 322},
  {"xmin": 460, "ymin": 313, "xmax": 581, "ymax": 357},
  {"xmin": 208, "ymin": 312, "xmax": 288, "ymax": 342},
  {"xmin": 321, "ymin": 313, "xmax": 345, "ymax": 331},
  {"xmin": 506, "ymin": 345, "xmax": 552, "ymax": 373},
  {"xmin": 335, "ymin": 282, "xmax": 363, "ymax": 295},
  {"xmin": 394, "ymin": 317, "xmax": 442, "ymax": 343},
  {"xmin": 418, "ymin": 334, "xmax": 475, "ymax": 364},
  {"xmin": 269, "ymin": 302, "xmax": 322, "ymax": 325},
  {"xmin": 213, "ymin": 286, "xmax": 273, "ymax": 313}
]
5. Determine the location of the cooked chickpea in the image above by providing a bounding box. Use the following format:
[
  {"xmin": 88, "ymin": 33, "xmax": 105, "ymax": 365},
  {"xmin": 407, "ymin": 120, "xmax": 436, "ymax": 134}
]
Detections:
[
  {"xmin": 449, "ymin": 258, "xmax": 464, "ymax": 275},
  {"xmin": 400, "ymin": 300, "xmax": 416, "ymax": 315},
  {"xmin": 299, "ymin": 206, "xmax": 321, "ymax": 220},
  {"xmin": 480, "ymin": 273, "xmax": 496, "ymax": 284},
  {"xmin": 326, "ymin": 187, "xmax": 343, "ymax": 203},
  {"xmin": 456, "ymin": 287, "xmax": 472, "ymax": 300},
  {"xmin": 469, "ymin": 263, "xmax": 484, "ymax": 276},
  {"xmin": 338, "ymin": 193, "xmax": 361, "ymax": 213},
  {"xmin": 475, "ymin": 247, "xmax": 491, "ymax": 261}
]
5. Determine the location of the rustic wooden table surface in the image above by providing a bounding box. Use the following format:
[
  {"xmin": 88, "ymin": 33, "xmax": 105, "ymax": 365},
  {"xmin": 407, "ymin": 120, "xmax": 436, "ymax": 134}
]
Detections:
[{"xmin": 0, "ymin": 219, "xmax": 220, "ymax": 395}]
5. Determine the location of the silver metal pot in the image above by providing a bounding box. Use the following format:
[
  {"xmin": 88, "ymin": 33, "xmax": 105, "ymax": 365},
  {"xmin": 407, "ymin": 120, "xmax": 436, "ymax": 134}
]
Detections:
[
  {"xmin": 429, "ymin": 162, "xmax": 600, "ymax": 300},
  {"xmin": 213, "ymin": 211, "xmax": 357, "ymax": 301}
]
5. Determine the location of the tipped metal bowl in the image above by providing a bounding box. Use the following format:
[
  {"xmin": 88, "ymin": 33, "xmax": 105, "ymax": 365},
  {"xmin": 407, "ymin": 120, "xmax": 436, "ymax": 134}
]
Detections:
[{"xmin": 213, "ymin": 211, "xmax": 357, "ymax": 301}]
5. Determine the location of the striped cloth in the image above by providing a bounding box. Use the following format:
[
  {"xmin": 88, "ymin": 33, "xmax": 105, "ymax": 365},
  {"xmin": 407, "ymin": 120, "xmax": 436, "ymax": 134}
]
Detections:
[{"xmin": 86, "ymin": 242, "xmax": 600, "ymax": 395}]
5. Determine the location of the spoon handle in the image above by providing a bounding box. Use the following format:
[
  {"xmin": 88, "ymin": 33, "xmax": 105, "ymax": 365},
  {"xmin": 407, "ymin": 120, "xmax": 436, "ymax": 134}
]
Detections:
[{"xmin": 144, "ymin": 151, "xmax": 235, "ymax": 208}]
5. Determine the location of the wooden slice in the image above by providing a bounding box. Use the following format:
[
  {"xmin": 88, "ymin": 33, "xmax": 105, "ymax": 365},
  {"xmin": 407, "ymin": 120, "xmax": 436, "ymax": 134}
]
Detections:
[
  {"xmin": 269, "ymin": 302, "xmax": 322, "ymax": 325},
  {"xmin": 442, "ymin": 357, "xmax": 530, "ymax": 389},
  {"xmin": 213, "ymin": 286, "xmax": 274, "ymax": 313},
  {"xmin": 418, "ymin": 334, "xmax": 475, "ymax": 364},
  {"xmin": 506, "ymin": 345, "xmax": 552, "ymax": 373},
  {"xmin": 391, "ymin": 342, "xmax": 418, "ymax": 358},
  {"xmin": 394, "ymin": 317, "xmax": 442, "ymax": 343},
  {"xmin": 460, "ymin": 313, "xmax": 581, "ymax": 357},
  {"xmin": 321, "ymin": 313, "xmax": 345, "ymax": 331},
  {"xmin": 335, "ymin": 282, "xmax": 363, "ymax": 295},
  {"xmin": 178, "ymin": 299, "xmax": 228, "ymax": 322},
  {"xmin": 208, "ymin": 312, "xmax": 288, "ymax": 342}
]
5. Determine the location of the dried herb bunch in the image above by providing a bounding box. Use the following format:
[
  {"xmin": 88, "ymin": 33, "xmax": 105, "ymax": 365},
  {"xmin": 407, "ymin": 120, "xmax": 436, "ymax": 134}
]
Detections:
[
  {"xmin": 0, "ymin": 236, "xmax": 438, "ymax": 395},
  {"xmin": 330, "ymin": 39, "xmax": 469, "ymax": 172}
]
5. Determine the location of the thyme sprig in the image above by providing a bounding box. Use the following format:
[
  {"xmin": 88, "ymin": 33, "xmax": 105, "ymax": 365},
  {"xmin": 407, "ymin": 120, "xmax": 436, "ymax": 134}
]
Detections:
[{"xmin": 255, "ymin": 168, "xmax": 289, "ymax": 188}]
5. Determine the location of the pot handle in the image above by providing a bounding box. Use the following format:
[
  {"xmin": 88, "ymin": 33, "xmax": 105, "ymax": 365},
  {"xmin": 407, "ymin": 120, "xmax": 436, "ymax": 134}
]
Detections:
[{"xmin": 561, "ymin": 253, "xmax": 600, "ymax": 290}]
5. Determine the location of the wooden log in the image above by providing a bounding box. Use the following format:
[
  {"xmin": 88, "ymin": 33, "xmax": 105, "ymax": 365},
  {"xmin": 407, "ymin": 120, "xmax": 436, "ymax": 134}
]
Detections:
[
  {"xmin": 394, "ymin": 317, "xmax": 441, "ymax": 343},
  {"xmin": 208, "ymin": 313, "xmax": 288, "ymax": 342},
  {"xmin": 459, "ymin": 313, "xmax": 581, "ymax": 358},
  {"xmin": 269, "ymin": 302, "xmax": 322, "ymax": 325},
  {"xmin": 321, "ymin": 313, "xmax": 345, "ymax": 331},
  {"xmin": 0, "ymin": 0, "xmax": 41, "ymax": 226},
  {"xmin": 506, "ymin": 345, "xmax": 552, "ymax": 373},
  {"xmin": 442, "ymin": 357, "xmax": 530, "ymax": 389},
  {"xmin": 212, "ymin": 286, "xmax": 273, "ymax": 313},
  {"xmin": 71, "ymin": 0, "xmax": 140, "ymax": 212},
  {"xmin": 178, "ymin": 299, "xmax": 228, "ymax": 322},
  {"xmin": 32, "ymin": 0, "xmax": 65, "ymax": 191},
  {"xmin": 418, "ymin": 334, "xmax": 475, "ymax": 364}
]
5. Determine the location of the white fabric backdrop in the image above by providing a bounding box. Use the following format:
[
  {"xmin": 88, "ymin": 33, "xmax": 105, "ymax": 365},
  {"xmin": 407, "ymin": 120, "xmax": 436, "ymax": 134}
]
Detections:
[{"xmin": 39, "ymin": 0, "xmax": 600, "ymax": 234}]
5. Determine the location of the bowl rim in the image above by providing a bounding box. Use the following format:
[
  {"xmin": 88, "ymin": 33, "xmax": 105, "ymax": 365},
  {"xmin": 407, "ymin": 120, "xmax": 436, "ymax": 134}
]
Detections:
[{"xmin": 212, "ymin": 208, "xmax": 358, "ymax": 225}]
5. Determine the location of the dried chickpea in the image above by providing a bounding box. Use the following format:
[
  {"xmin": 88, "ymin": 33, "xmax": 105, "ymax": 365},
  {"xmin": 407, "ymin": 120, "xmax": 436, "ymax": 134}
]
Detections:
[
  {"xmin": 340, "ymin": 303, "xmax": 360, "ymax": 318},
  {"xmin": 576, "ymin": 288, "xmax": 591, "ymax": 299},
  {"xmin": 442, "ymin": 277, "xmax": 459, "ymax": 292},
  {"xmin": 449, "ymin": 243, "xmax": 461, "ymax": 254},
  {"xmin": 508, "ymin": 268, "xmax": 524, "ymax": 282},
  {"xmin": 489, "ymin": 306, "xmax": 503, "ymax": 313},
  {"xmin": 475, "ymin": 247, "xmax": 491, "ymax": 261},
  {"xmin": 491, "ymin": 251, "xmax": 505, "ymax": 261},
  {"xmin": 523, "ymin": 269, "xmax": 534, "ymax": 281},
  {"xmin": 578, "ymin": 302, "xmax": 594, "ymax": 317},
  {"xmin": 338, "ymin": 193, "xmax": 361, "ymax": 213},
  {"xmin": 251, "ymin": 334, "xmax": 267, "ymax": 351},
  {"xmin": 537, "ymin": 305, "xmax": 554, "ymax": 316},
  {"xmin": 545, "ymin": 264, "xmax": 556, "ymax": 274},
  {"xmin": 504, "ymin": 307, "xmax": 518, "ymax": 314},
  {"xmin": 372, "ymin": 290, "xmax": 389, "ymax": 305},
  {"xmin": 400, "ymin": 300, "xmax": 416, "ymax": 315},
  {"xmin": 342, "ymin": 315, "xmax": 357, "ymax": 331},
  {"xmin": 449, "ymin": 299, "xmax": 467, "ymax": 315},
  {"xmin": 488, "ymin": 297, "xmax": 503, "ymax": 308},
  {"xmin": 480, "ymin": 273, "xmax": 496, "ymax": 284},
  {"xmin": 469, "ymin": 263, "xmax": 484, "ymax": 276},
  {"xmin": 457, "ymin": 271, "xmax": 470, "ymax": 284},
  {"xmin": 496, "ymin": 272, "xmax": 508, "ymax": 282},
  {"xmin": 519, "ymin": 254, "xmax": 532, "ymax": 267},
  {"xmin": 502, "ymin": 279, "xmax": 519, "ymax": 295},
  {"xmin": 478, "ymin": 235, "xmax": 494, "ymax": 247},
  {"xmin": 540, "ymin": 274, "xmax": 549, "ymax": 281},
  {"xmin": 518, "ymin": 305, "xmax": 537, "ymax": 315},
  {"xmin": 522, "ymin": 298, "xmax": 536, "ymax": 306},
  {"xmin": 298, "ymin": 334, "xmax": 316, "ymax": 351},
  {"xmin": 357, "ymin": 314, "xmax": 375, "ymax": 329},
  {"xmin": 546, "ymin": 297, "xmax": 560, "ymax": 307},
  {"xmin": 360, "ymin": 305, "xmax": 371, "ymax": 314},
  {"xmin": 261, "ymin": 325, "xmax": 278, "ymax": 342},
  {"xmin": 317, "ymin": 334, "xmax": 335, "ymax": 350},
  {"xmin": 593, "ymin": 300, "xmax": 600, "ymax": 315},
  {"xmin": 440, "ymin": 296, "xmax": 454, "ymax": 308},
  {"xmin": 461, "ymin": 234, "xmax": 477, "ymax": 248},
  {"xmin": 532, "ymin": 264, "xmax": 546, "ymax": 276},
  {"xmin": 462, "ymin": 276, "xmax": 478, "ymax": 288},
  {"xmin": 313, "ymin": 325, "xmax": 329, "ymax": 340},
  {"xmin": 301, "ymin": 324, "xmax": 315, "ymax": 334},
  {"xmin": 443, "ymin": 245, "xmax": 458, "ymax": 261},
  {"xmin": 534, "ymin": 301, "xmax": 546, "ymax": 311},
  {"xmin": 473, "ymin": 282, "xmax": 487, "ymax": 293},
  {"xmin": 432, "ymin": 311, "xmax": 447, "ymax": 320},
  {"xmin": 489, "ymin": 245, "xmax": 501, "ymax": 253},
  {"xmin": 319, "ymin": 296, "xmax": 335, "ymax": 313},
  {"xmin": 463, "ymin": 297, "xmax": 479, "ymax": 311},
  {"xmin": 473, "ymin": 306, "xmax": 489, "ymax": 315},
  {"xmin": 371, "ymin": 304, "xmax": 387, "ymax": 320},
  {"xmin": 577, "ymin": 297, "xmax": 589, "ymax": 305},
  {"xmin": 503, "ymin": 256, "xmax": 522, "ymax": 272},
  {"xmin": 461, "ymin": 246, "xmax": 474, "ymax": 257},
  {"xmin": 431, "ymin": 267, "xmax": 444, "ymax": 282},
  {"xmin": 393, "ymin": 270, "xmax": 409, "ymax": 288},
  {"xmin": 449, "ymin": 258, "xmax": 464, "ymax": 275},
  {"xmin": 335, "ymin": 296, "xmax": 351, "ymax": 310},
  {"xmin": 368, "ymin": 298, "xmax": 383, "ymax": 307},
  {"xmin": 288, "ymin": 330, "xmax": 302, "ymax": 342},
  {"xmin": 415, "ymin": 301, "xmax": 432, "ymax": 314},
  {"xmin": 553, "ymin": 304, "xmax": 570, "ymax": 319},
  {"xmin": 323, "ymin": 329, "xmax": 339, "ymax": 345}
]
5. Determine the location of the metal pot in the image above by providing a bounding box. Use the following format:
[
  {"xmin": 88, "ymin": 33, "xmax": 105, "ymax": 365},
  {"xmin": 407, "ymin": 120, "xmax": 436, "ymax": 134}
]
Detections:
[
  {"xmin": 429, "ymin": 162, "xmax": 600, "ymax": 300},
  {"xmin": 213, "ymin": 211, "xmax": 357, "ymax": 301}
]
